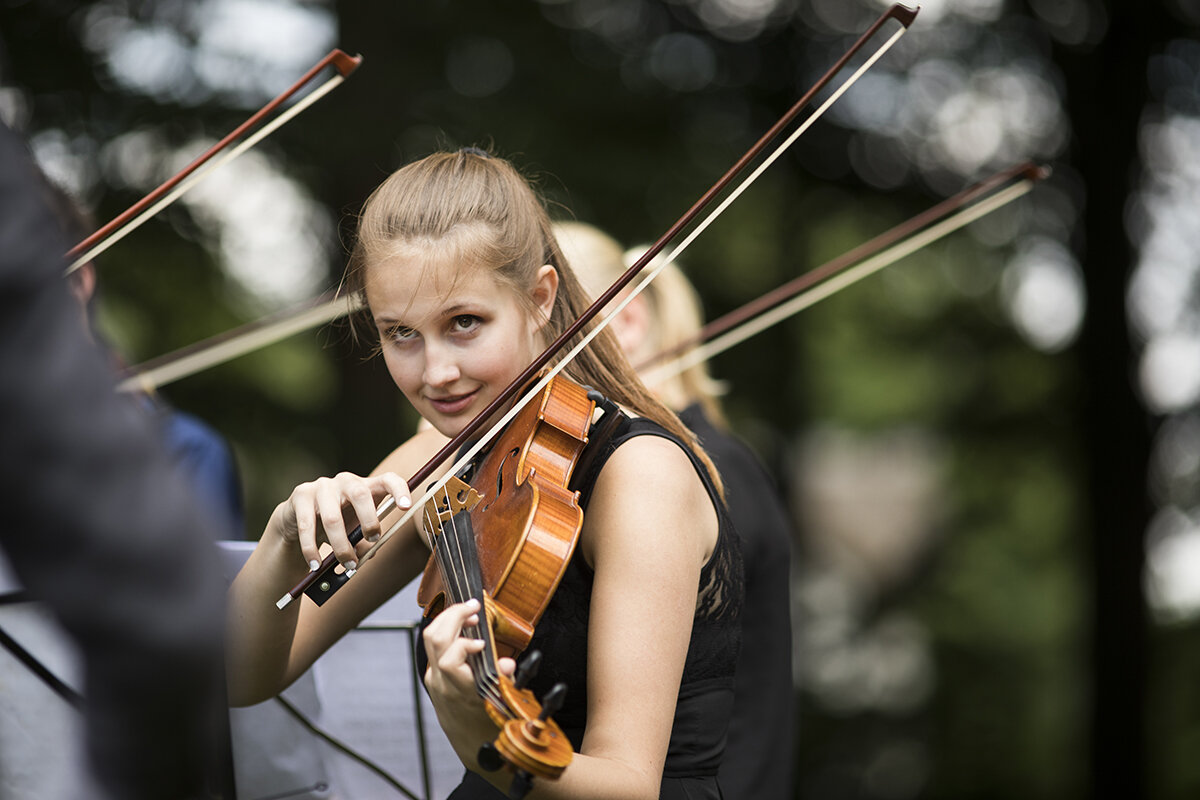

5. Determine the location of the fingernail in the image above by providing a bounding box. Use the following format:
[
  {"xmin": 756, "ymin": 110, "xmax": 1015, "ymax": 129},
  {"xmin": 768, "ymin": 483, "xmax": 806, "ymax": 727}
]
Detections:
[
  {"xmin": 344, "ymin": 560, "xmax": 358, "ymax": 572},
  {"xmin": 367, "ymin": 533, "xmax": 380, "ymax": 543},
  {"xmin": 309, "ymin": 559, "xmax": 320, "ymax": 572},
  {"xmin": 398, "ymin": 495, "xmax": 412, "ymax": 509}
]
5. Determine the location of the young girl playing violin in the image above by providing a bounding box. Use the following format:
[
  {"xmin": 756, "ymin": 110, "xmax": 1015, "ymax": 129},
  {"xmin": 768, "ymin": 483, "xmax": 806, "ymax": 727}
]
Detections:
[{"xmin": 226, "ymin": 148, "xmax": 743, "ymax": 800}]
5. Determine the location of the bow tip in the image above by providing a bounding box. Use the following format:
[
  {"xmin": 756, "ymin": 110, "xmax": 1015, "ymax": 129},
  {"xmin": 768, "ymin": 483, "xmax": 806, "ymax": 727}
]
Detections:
[
  {"xmin": 330, "ymin": 49, "xmax": 364, "ymax": 76},
  {"xmin": 890, "ymin": 4, "xmax": 920, "ymax": 27}
]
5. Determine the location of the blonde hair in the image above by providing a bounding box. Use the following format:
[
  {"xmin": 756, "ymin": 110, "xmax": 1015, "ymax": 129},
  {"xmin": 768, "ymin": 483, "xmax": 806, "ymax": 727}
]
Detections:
[
  {"xmin": 554, "ymin": 221, "xmax": 727, "ymax": 427},
  {"xmin": 344, "ymin": 150, "xmax": 722, "ymax": 493}
]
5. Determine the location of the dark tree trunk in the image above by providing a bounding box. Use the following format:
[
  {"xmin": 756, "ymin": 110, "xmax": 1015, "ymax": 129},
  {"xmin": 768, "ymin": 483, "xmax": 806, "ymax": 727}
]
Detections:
[{"xmin": 1055, "ymin": 3, "xmax": 1173, "ymax": 798}]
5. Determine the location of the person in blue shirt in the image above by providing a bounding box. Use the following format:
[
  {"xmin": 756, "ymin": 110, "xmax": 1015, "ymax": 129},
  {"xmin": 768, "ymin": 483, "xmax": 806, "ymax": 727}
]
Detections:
[{"xmin": 48, "ymin": 184, "xmax": 245, "ymax": 541}]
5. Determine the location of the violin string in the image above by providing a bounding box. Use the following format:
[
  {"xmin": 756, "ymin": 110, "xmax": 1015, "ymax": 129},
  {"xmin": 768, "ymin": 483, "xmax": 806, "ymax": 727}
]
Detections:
[
  {"xmin": 439, "ymin": 488, "xmax": 473, "ymax": 613},
  {"xmin": 426, "ymin": 509, "xmax": 505, "ymax": 711},
  {"xmin": 433, "ymin": 484, "xmax": 506, "ymax": 707},
  {"xmin": 424, "ymin": 503, "xmax": 458, "ymax": 611},
  {"xmin": 425, "ymin": 494, "xmax": 498, "ymax": 702}
]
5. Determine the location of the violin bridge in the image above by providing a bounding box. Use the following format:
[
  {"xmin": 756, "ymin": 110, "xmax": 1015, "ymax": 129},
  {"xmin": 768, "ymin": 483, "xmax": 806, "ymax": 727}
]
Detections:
[{"xmin": 422, "ymin": 475, "xmax": 481, "ymax": 537}]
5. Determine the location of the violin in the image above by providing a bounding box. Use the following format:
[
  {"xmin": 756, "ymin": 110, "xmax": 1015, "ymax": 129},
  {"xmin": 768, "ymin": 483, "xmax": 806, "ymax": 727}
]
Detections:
[{"xmin": 414, "ymin": 373, "xmax": 613, "ymax": 796}]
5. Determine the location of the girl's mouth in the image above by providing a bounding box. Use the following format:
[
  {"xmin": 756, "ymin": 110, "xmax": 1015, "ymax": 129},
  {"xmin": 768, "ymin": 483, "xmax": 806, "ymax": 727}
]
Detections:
[{"xmin": 427, "ymin": 390, "xmax": 478, "ymax": 416}]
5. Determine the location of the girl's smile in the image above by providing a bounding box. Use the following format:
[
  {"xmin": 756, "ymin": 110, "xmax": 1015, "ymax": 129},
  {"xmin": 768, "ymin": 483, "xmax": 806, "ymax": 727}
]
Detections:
[{"xmin": 426, "ymin": 389, "xmax": 480, "ymax": 416}]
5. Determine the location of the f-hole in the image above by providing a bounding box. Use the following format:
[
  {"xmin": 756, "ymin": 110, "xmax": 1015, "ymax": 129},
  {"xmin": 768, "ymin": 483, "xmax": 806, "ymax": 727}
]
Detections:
[{"xmin": 482, "ymin": 447, "xmax": 520, "ymax": 513}]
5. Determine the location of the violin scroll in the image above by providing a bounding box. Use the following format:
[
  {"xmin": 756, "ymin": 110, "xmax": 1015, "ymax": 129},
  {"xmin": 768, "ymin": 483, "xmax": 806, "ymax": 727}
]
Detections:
[
  {"xmin": 485, "ymin": 675, "xmax": 572, "ymax": 781},
  {"xmin": 476, "ymin": 650, "xmax": 571, "ymax": 797}
]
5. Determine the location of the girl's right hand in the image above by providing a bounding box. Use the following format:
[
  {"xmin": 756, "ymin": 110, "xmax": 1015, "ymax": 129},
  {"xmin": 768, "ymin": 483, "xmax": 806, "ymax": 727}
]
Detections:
[{"xmin": 270, "ymin": 471, "xmax": 413, "ymax": 573}]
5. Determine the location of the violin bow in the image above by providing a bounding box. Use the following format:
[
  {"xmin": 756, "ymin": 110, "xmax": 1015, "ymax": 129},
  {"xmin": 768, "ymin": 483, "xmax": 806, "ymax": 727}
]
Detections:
[
  {"xmin": 116, "ymin": 291, "xmax": 358, "ymax": 393},
  {"xmin": 280, "ymin": 2, "xmax": 920, "ymax": 609},
  {"xmin": 66, "ymin": 48, "xmax": 362, "ymax": 275},
  {"xmin": 639, "ymin": 161, "xmax": 1050, "ymax": 385}
]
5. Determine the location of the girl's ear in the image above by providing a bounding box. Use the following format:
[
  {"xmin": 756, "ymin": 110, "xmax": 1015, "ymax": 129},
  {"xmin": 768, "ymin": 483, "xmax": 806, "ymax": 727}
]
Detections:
[{"xmin": 529, "ymin": 264, "xmax": 559, "ymax": 332}]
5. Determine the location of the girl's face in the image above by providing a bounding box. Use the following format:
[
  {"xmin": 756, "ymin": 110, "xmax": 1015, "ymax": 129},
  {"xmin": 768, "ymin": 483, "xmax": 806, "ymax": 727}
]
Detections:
[{"xmin": 366, "ymin": 244, "xmax": 558, "ymax": 438}]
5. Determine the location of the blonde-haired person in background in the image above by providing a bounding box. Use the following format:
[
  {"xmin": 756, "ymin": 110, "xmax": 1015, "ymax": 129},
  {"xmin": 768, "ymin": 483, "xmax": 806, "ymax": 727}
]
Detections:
[{"xmin": 555, "ymin": 220, "xmax": 796, "ymax": 800}]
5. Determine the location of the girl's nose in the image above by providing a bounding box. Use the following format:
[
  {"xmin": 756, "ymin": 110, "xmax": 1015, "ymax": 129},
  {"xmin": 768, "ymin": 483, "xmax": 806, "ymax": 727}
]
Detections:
[{"xmin": 422, "ymin": 343, "xmax": 461, "ymax": 387}]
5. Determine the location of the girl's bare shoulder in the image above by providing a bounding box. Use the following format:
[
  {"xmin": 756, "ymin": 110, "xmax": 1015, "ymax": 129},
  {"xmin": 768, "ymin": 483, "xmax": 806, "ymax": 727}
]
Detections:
[{"xmin": 583, "ymin": 432, "xmax": 716, "ymax": 565}]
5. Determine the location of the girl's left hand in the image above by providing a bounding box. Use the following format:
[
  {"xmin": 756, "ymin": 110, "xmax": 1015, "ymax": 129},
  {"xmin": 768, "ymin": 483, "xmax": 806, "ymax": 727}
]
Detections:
[{"xmin": 422, "ymin": 599, "xmax": 516, "ymax": 770}]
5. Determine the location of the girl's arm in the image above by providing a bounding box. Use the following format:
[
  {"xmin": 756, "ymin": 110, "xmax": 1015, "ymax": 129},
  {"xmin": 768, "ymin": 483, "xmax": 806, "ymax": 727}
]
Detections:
[{"xmin": 226, "ymin": 428, "xmax": 447, "ymax": 706}]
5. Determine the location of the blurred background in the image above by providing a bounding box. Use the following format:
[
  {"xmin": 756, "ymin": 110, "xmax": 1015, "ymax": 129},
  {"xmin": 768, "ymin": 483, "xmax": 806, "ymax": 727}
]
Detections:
[{"xmin": 2, "ymin": 0, "xmax": 1198, "ymax": 798}]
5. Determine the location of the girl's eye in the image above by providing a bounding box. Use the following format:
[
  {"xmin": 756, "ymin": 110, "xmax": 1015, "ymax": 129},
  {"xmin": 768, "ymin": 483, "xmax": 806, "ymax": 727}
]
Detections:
[
  {"xmin": 388, "ymin": 326, "xmax": 419, "ymax": 343},
  {"xmin": 451, "ymin": 315, "xmax": 482, "ymax": 334}
]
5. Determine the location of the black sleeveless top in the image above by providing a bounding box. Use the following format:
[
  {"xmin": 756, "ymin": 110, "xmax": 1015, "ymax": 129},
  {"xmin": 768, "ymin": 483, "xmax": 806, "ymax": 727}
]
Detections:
[{"xmin": 440, "ymin": 414, "xmax": 744, "ymax": 800}]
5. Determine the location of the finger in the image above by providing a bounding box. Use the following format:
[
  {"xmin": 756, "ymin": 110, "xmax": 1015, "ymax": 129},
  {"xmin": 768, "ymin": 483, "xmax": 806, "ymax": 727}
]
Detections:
[
  {"xmin": 438, "ymin": 634, "xmax": 486, "ymax": 662},
  {"xmin": 421, "ymin": 601, "xmax": 485, "ymax": 690},
  {"xmin": 375, "ymin": 472, "xmax": 413, "ymax": 515},
  {"xmin": 354, "ymin": 472, "xmax": 410, "ymax": 547},
  {"xmin": 421, "ymin": 599, "xmax": 481, "ymax": 655},
  {"xmin": 290, "ymin": 485, "xmax": 322, "ymax": 571},
  {"xmin": 343, "ymin": 477, "xmax": 383, "ymax": 545},
  {"xmin": 437, "ymin": 636, "xmax": 486, "ymax": 671},
  {"xmin": 428, "ymin": 637, "xmax": 486, "ymax": 693},
  {"xmin": 496, "ymin": 656, "xmax": 516, "ymax": 678},
  {"xmin": 422, "ymin": 653, "xmax": 480, "ymax": 691},
  {"xmin": 315, "ymin": 478, "xmax": 356, "ymax": 569}
]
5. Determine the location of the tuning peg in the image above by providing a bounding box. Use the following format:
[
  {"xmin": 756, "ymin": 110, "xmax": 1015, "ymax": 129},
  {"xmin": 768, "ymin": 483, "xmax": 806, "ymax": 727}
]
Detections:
[
  {"xmin": 538, "ymin": 682, "xmax": 567, "ymax": 721},
  {"xmin": 507, "ymin": 769, "xmax": 534, "ymax": 799},
  {"xmin": 514, "ymin": 650, "xmax": 542, "ymax": 690},
  {"xmin": 477, "ymin": 742, "xmax": 504, "ymax": 772}
]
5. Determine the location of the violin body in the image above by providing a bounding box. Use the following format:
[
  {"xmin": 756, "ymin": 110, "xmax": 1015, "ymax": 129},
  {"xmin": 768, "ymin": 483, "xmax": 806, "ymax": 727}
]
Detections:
[{"xmin": 417, "ymin": 373, "xmax": 595, "ymax": 657}]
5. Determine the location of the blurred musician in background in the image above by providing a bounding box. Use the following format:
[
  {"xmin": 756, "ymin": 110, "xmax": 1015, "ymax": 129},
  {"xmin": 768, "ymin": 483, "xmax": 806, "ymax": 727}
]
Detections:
[
  {"xmin": 556, "ymin": 220, "xmax": 797, "ymax": 800},
  {"xmin": 44, "ymin": 184, "xmax": 244, "ymax": 541}
]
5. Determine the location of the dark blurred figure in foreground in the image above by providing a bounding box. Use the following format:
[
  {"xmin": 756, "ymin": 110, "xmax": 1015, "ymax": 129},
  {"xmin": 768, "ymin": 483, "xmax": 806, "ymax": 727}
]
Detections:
[
  {"xmin": 0, "ymin": 120, "xmax": 226, "ymax": 798},
  {"xmin": 557, "ymin": 221, "xmax": 796, "ymax": 800}
]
